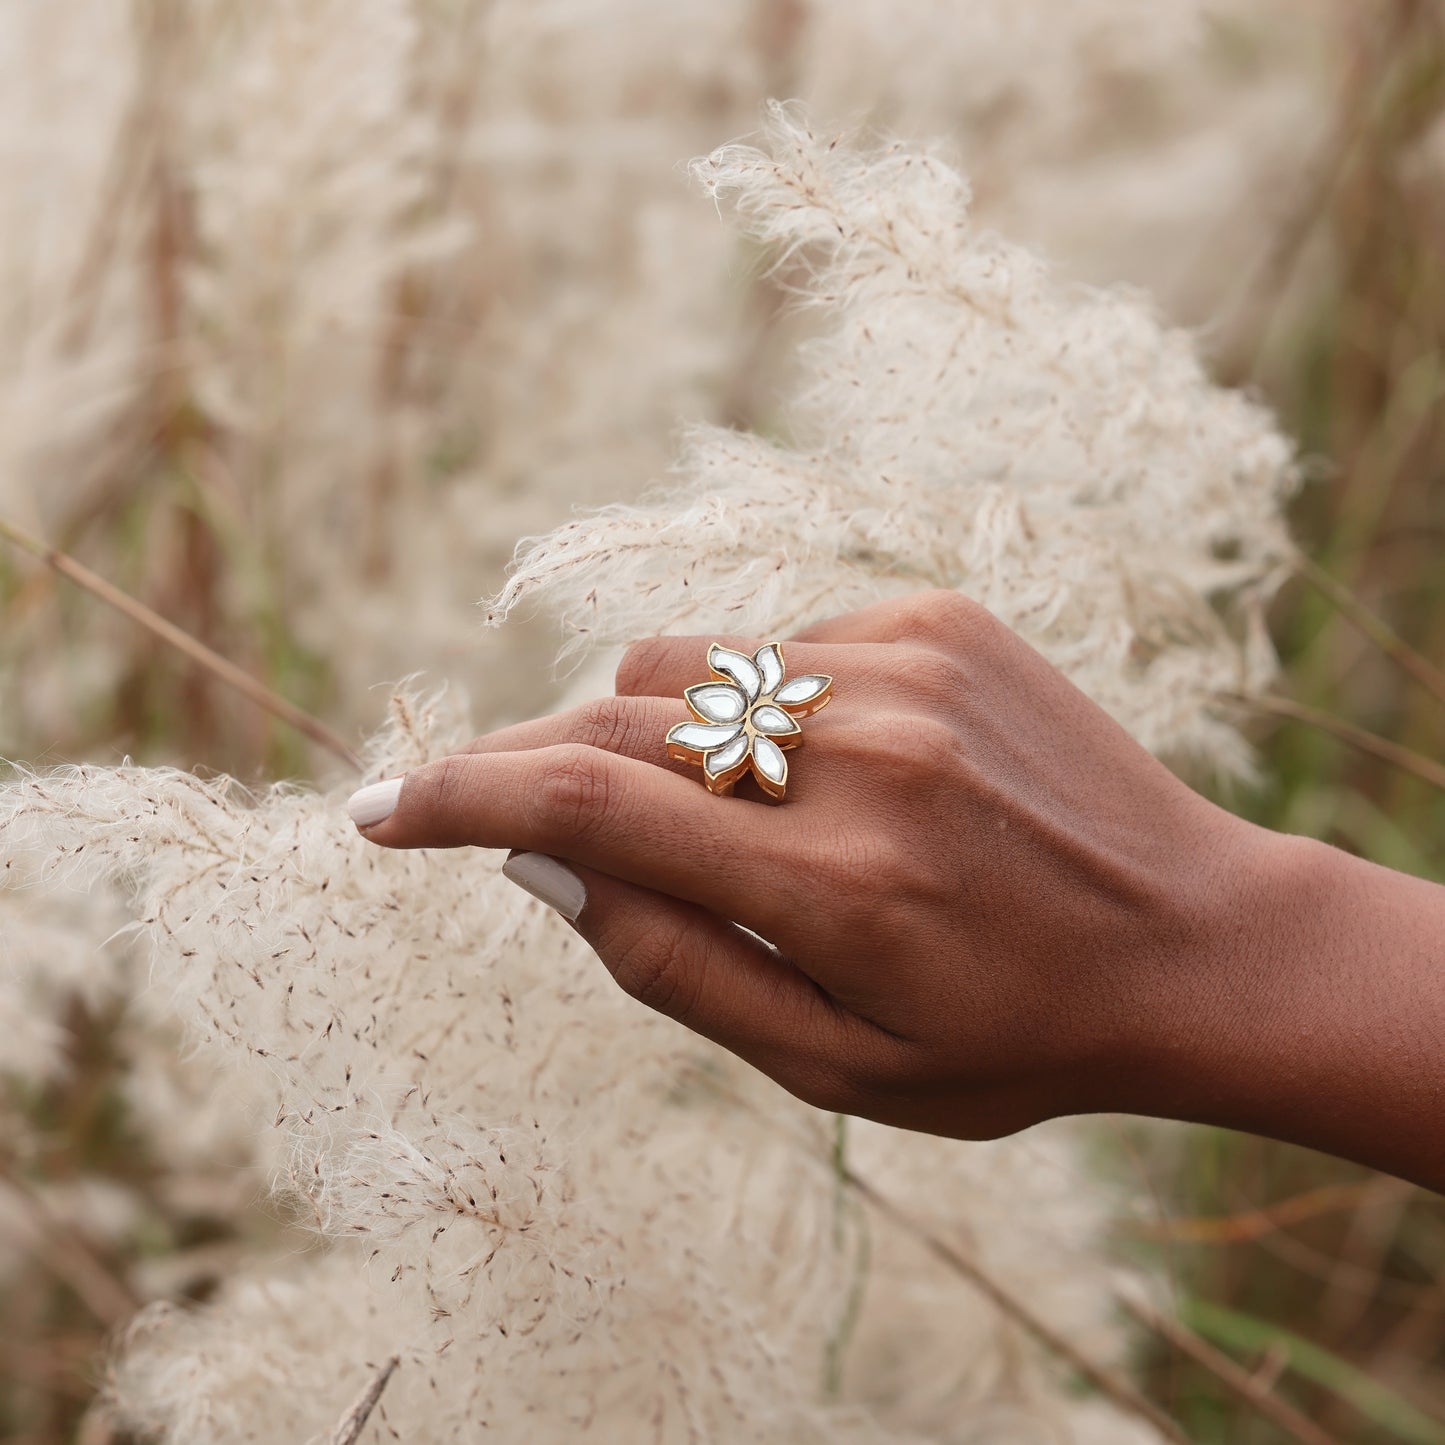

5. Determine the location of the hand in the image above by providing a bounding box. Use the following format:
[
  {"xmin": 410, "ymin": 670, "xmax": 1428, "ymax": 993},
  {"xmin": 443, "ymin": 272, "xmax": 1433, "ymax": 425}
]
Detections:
[{"xmin": 347, "ymin": 590, "xmax": 1258, "ymax": 1141}]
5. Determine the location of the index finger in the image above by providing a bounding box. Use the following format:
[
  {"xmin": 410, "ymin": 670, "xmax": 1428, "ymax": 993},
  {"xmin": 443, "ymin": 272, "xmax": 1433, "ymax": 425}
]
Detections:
[{"xmin": 349, "ymin": 745, "xmax": 800, "ymax": 945}]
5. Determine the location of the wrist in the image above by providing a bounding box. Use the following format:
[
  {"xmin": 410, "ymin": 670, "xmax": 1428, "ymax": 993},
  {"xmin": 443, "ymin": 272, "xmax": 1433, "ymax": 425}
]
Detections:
[
  {"xmin": 1145, "ymin": 821, "xmax": 1322, "ymax": 1130},
  {"xmin": 1093, "ymin": 817, "xmax": 1445, "ymax": 1187},
  {"xmin": 1078, "ymin": 812, "xmax": 1317, "ymax": 1130}
]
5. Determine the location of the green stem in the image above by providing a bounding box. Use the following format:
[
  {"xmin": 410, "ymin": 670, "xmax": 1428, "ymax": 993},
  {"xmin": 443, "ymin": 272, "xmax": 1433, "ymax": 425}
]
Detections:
[{"xmin": 1183, "ymin": 1297, "xmax": 1445, "ymax": 1445}]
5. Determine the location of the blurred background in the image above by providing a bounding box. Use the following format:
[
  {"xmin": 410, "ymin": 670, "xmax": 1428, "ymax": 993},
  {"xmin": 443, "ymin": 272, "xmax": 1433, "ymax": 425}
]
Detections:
[{"xmin": 0, "ymin": 1, "xmax": 1442, "ymax": 1441}]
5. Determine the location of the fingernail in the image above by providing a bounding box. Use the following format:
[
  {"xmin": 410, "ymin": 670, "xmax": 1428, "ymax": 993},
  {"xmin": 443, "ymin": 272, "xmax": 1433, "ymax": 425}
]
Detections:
[
  {"xmin": 347, "ymin": 776, "xmax": 403, "ymax": 828},
  {"xmin": 502, "ymin": 851, "xmax": 586, "ymax": 922}
]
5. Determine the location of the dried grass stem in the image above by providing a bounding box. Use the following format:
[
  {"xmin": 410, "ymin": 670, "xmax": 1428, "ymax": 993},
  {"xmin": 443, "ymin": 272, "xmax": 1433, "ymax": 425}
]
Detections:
[{"xmin": 0, "ymin": 516, "xmax": 360, "ymax": 771}]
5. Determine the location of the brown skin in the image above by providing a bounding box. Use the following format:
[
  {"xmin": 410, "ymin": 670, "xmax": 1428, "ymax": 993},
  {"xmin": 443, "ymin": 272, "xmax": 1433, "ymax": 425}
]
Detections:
[{"xmin": 354, "ymin": 591, "xmax": 1445, "ymax": 1192}]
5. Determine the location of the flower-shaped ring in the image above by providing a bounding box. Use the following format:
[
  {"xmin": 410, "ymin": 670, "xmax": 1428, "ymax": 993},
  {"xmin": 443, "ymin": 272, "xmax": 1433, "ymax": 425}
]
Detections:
[{"xmin": 665, "ymin": 643, "xmax": 833, "ymax": 801}]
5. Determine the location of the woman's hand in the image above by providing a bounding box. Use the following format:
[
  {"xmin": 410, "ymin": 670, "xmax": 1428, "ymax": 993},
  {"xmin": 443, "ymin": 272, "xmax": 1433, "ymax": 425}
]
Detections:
[
  {"xmin": 348, "ymin": 592, "xmax": 1248, "ymax": 1136},
  {"xmin": 348, "ymin": 591, "xmax": 1445, "ymax": 1188}
]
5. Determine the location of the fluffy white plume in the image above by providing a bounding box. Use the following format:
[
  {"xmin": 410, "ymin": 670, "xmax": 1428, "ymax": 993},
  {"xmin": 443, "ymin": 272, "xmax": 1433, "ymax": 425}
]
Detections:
[
  {"xmin": 0, "ymin": 107, "xmax": 1304, "ymax": 1442},
  {"xmin": 796, "ymin": 0, "xmax": 1334, "ymax": 317},
  {"xmin": 2, "ymin": 689, "xmax": 1159, "ymax": 1442},
  {"xmin": 492, "ymin": 106, "xmax": 1296, "ymax": 775},
  {"xmin": 0, "ymin": 0, "xmax": 1332, "ymax": 766},
  {"xmin": 0, "ymin": 0, "xmax": 1325, "ymax": 1430}
]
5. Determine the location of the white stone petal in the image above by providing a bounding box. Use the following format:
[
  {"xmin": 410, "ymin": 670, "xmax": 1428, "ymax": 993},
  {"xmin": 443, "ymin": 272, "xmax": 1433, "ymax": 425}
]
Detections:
[
  {"xmin": 751, "ymin": 735, "xmax": 787, "ymax": 786},
  {"xmin": 704, "ymin": 732, "xmax": 750, "ymax": 778},
  {"xmin": 667, "ymin": 721, "xmax": 743, "ymax": 753},
  {"xmin": 775, "ymin": 674, "xmax": 830, "ymax": 707},
  {"xmin": 754, "ymin": 643, "xmax": 784, "ymax": 696},
  {"xmin": 685, "ymin": 682, "xmax": 747, "ymax": 724},
  {"xmin": 750, "ymin": 705, "xmax": 800, "ymax": 736},
  {"xmin": 709, "ymin": 645, "xmax": 761, "ymax": 702}
]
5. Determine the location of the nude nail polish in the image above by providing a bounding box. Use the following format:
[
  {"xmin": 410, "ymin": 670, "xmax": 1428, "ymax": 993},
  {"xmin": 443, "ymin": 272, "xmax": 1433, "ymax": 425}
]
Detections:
[
  {"xmin": 502, "ymin": 851, "xmax": 586, "ymax": 922},
  {"xmin": 347, "ymin": 777, "xmax": 403, "ymax": 828}
]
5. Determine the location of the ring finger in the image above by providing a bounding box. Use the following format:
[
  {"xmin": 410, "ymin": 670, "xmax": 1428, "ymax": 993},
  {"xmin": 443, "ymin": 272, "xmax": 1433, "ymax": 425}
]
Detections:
[
  {"xmin": 464, "ymin": 695, "xmax": 690, "ymax": 773},
  {"xmin": 465, "ymin": 683, "xmax": 868, "ymax": 790}
]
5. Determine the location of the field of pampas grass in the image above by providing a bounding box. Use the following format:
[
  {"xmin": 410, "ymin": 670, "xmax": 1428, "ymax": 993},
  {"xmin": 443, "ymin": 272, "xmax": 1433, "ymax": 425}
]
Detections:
[{"xmin": 1, "ymin": 3, "xmax": 1443, "ymax": 1443}]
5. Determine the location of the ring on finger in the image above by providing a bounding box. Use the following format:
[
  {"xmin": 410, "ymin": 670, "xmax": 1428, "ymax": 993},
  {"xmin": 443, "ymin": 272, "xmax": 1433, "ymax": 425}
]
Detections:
[{"xmin": 664, "ymin": 642, "xmax": 832, "ymax": 801}]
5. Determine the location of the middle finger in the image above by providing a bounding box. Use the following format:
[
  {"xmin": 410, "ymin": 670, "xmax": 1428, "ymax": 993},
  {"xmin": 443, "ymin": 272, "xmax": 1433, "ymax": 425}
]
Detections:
[{"xmin": 465, "ymin": 695, "xmax": 707, "ymax": 776}]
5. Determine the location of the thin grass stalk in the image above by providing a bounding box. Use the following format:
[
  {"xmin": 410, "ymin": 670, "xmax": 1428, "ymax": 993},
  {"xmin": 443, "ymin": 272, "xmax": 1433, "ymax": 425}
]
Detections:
[
  {"xmin": 1294, "ymin": 553, "xmax": 1445, "ymax": 713},
  {"xmin": 1125, "ymin": 1177, "xmax": 1413, "ymax": 1245},
  {"xmin": 0, "ymin": 517, "xmax": 361, "ymax": 771},
  {"xmin": 1182, "ymin": 1298, "xmax": 1445, "ymax": 1445},
  {"xmin": 1122, "ymin": 1296, "xmax": 1343, "ymax": 1445},
  {"xmin": 1225, "ymin": 693, "xmax": 1445, "ymax": 794},
  {"xmin": 690, "ymin": 1062, "xmax": 1331, "ymax": 1444},
  {"xmin": 840, "ymin": 1166, "xmax": 1193, "ymax": 1445},
  {"xmin": 848, "ymin": 1162, "xmax": 1348, "ymax": 1445},
  {"xmin": 0, "ymin": 1166, "xmax": 141, "ymax": 1329},
  {"xmin": 328, "ymin": 1355, "xmax": 401, "ymax": 1445}
]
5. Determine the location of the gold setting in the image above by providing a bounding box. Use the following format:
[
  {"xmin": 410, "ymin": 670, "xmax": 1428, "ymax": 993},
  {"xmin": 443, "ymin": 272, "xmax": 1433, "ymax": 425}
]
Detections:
[{"xmin": 665, "ymin": 642, "xmax": 833, "ymax": 801}]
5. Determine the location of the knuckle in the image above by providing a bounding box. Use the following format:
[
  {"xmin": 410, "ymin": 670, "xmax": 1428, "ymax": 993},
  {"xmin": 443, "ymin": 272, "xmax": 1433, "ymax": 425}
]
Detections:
[
  {"xmin": 896, "ymin": 714, "xmax": 970, "ymax": 789},
  {"xmin": 842, "ymin": 712, "xmax": 914, "ymax": 770},
  {"xmin": 608, "ymin": 918, "xmax": 699, "ymax": 1023},
  {"xmin": 900, "ymin": 713, "xmax": 961, "ymax": 763},
  {"xmin": 844, "ymin": 713, "xmax": 959, "ymax": 797},
  {"xmin": 429, "ymin": 752, "xmax": 479, "ymax": 818},
  {"xmin": 531, "ymin": 746, "xmax": 614, "ymax": 843},
  {"xmin": 615, "ymin": 639, "xmax": 667, "ymax": 698},
  {"xmin": 904, "ymin": 586, "xmax": 983, "ymax": 626},
  {"xmin": 893, "ymin": 648, "xmax": 964, "ymax": 705},
  {"xmin": 576, "ymin": 695, "xmax": 637, "ymax": 756},
  {"xmin": 779, "ymin": 1023, "xmax": 919, "ymax": 1117},
  {"xmin": 840, "ymin": 714, "xmax": 900, "ymax": 762},
  {"xmin": 897, "ymin": 589, "xmax": 993, "ymax": 652}
]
